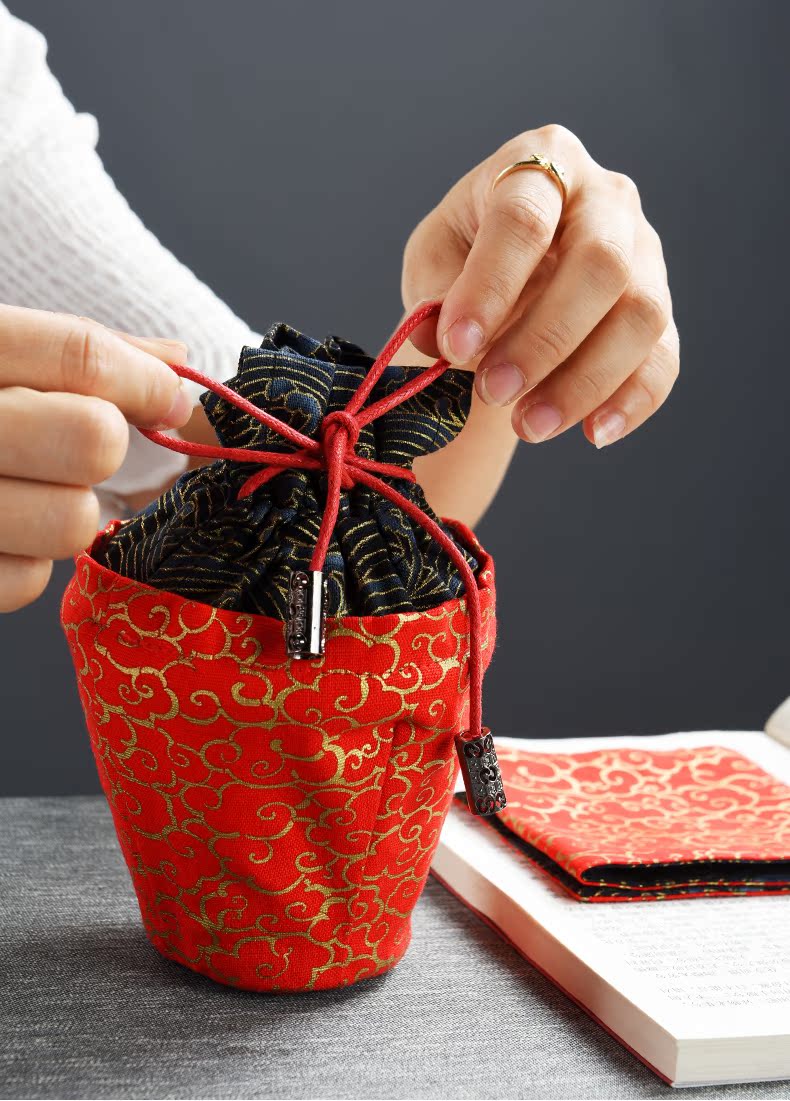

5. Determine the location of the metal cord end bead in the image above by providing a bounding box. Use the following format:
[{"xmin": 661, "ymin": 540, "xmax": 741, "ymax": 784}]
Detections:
[
  {"xmin": 454, "ymin": 727, "xmax": 507, "ymax": 817},
  {"xmin": 286, "ymin": 570, "xmax": 328, "ymax": 658}
]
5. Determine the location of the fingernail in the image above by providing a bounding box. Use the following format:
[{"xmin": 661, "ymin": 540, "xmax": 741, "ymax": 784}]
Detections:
[
  {"xmin": 154, "ymin": 379, "xmax": 192, "ymax": 430},
  {"xmin": 146, "ymin": 338, "xmax": 189, "ymax": 364},
  {"xmin": 158, "ymin": 339, "xmax": 189, "ymax": 361},
  {"xmin": 592, "ymin": 411, "xmax": 627, "ymax": 449},
  {"xmin": 521, "ymin": 402, "xmax": 563, "ymax": 443},
  {"xmin": 478, "ymin": 362, "xmax": 526, "ymax": 407},
  {"xmin": 442, "ymin": 318, "xmax": 485, "ymax": 364}
]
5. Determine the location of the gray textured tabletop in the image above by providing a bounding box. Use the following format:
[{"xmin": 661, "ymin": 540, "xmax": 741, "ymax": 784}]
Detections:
[{"xmin": 1, "ymin": 797, "xmax": 788, "ymax": 1101}]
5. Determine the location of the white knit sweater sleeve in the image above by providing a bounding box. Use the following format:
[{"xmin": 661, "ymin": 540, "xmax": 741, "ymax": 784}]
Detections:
[{"xmin": 0, "ymin": 3, "xmax": 261, "ymax": 511}]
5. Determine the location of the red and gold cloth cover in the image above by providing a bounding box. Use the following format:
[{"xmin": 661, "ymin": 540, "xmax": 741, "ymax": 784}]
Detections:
[
  {"xmin": 62, "ymin": 521, "xmax": 496, "ymax": 991},
  {"xmin": 476, "ymin": 745, "xmax": 790, "ymax": 901}
]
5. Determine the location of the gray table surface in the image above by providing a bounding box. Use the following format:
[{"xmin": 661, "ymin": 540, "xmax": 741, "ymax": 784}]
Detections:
[{"xmin": 1, "ymin": 797, "xmax": 788, "ymax": 1101}]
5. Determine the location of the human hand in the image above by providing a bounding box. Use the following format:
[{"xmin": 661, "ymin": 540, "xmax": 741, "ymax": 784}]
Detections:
[
  {"xmin": 0, "ymin": 305, "xmax": 190, "ymax": 611},
  {"xmin": 402, "ymin": 125, "xmax": 679, "ymax": 448}
]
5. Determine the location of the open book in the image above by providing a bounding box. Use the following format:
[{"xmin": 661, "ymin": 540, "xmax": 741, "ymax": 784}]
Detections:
[{"xmin": 431, "ymin": 730, "xmax": 790, "ymax": 1088}]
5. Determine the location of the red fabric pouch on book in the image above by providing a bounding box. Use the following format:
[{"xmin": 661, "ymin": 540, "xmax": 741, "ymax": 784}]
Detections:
[
  {"xmin": 471, "ymin": 745, "xmax": 790, "ymax": 902},
  {"xmin": 61, "ymin": 303, "xmax": 505, "ymax": 992}
]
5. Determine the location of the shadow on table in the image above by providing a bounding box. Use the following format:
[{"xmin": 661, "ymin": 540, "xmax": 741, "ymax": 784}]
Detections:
[{"xmin": 6, "ymin": 917, "xmax": 385, "ymax": 1007}]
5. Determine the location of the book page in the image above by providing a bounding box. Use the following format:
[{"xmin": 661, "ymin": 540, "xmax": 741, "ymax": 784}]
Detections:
[
  {"xmin": 443, "ymin": 731, "xmax": 790, "ymax": 1040},
  {"xmin": 565, "ymin": 894, "xmax": 790, "ymax": 1014}
]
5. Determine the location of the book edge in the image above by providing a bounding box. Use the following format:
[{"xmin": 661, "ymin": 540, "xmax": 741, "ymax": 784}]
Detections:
[{"xmin": 430, "ymin": 839, "xmax": 682, "ymax": 1083}]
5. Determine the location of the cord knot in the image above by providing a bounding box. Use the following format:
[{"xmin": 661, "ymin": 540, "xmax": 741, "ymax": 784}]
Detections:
[
  {"xmin": 320, "ymin": 411, "xmax": 360, "ymax": 490},
  {"xmin": 320, "ymin": 410, "xmax": 360, "ymax": 455}
]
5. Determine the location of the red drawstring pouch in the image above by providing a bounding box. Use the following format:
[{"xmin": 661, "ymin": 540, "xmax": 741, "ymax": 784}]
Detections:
[{"xmin": 61, "ymin": 303, "xmax": 506, "ymax": 992}]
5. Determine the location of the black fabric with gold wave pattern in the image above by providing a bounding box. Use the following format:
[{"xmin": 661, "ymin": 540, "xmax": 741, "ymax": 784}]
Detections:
[{"xmin": 96, "ymin": 322, "xmax": 479, "ymax": 618}]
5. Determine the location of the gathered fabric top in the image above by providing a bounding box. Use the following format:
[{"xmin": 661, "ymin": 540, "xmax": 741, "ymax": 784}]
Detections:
[{"xmin": 95, "ymin": 313, "xmax": 479, "ymax": 621}]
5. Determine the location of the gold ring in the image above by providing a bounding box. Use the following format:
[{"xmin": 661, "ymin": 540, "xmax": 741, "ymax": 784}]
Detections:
[{"xmin": 491, "ymin": 155, "xmax": 568, "ymax": 206}]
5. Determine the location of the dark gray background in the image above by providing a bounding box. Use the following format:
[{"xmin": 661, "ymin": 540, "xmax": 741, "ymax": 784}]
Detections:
[{"xmin": 3, "ymin": 0, "xmax": 789, "ymax": 795}]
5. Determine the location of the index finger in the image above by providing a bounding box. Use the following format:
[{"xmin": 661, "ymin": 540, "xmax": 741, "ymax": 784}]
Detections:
[
  {"xmin": 0, "ymin": 305, "xmax": 191, "ymax": 429},
  {"xmin": 437, "ymin": 147, "xmax": 584, "ymax": 365}
]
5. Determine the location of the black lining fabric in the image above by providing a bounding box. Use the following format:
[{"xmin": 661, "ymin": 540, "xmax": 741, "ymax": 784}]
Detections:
[
  {"xmin": 458, "ymin": 796, "xmax": 790, "ymax": 900},
  {"xmin": 95, "ymin": 323, "xmax": 479, "ymax": 618}
]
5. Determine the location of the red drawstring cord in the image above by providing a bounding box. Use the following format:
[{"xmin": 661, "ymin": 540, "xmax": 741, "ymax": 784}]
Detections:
[{"xmin": 139, "ymin": 301, "xmax": 484, "ymax": 738}]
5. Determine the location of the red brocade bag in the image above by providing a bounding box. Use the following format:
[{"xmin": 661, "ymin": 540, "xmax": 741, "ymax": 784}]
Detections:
[{"xmin": 61, "ymin": 304, "xmax": 504, "ymax": 992}]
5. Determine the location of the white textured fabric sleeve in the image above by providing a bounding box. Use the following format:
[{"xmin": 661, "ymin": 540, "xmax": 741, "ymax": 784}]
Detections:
[{"xmin": 0, "ymin": 3, "xmax": 261, "ymax": 515}]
